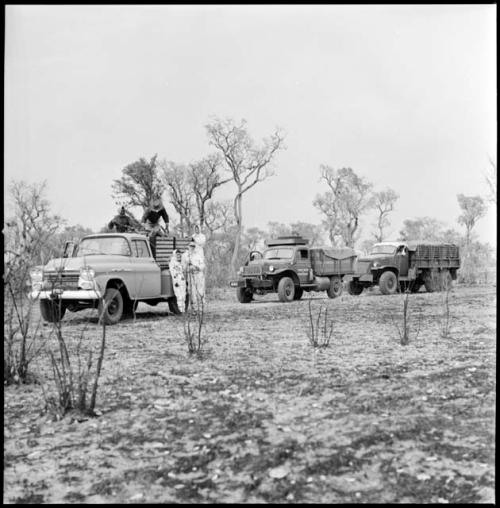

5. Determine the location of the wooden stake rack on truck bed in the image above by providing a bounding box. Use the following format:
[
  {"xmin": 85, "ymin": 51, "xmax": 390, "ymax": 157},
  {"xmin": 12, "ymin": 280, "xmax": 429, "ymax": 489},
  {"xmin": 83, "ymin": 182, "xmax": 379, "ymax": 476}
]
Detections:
[{"xmin": 154, "ymin": 237, "xmax": 192, "ymax": 269}]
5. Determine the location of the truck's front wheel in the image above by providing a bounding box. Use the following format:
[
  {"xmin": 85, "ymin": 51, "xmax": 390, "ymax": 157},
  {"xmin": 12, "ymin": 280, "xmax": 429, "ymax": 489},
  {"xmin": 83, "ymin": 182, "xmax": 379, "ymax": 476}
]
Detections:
[
  {"xmin": 40, "ymin": 300, "xmax": 66, "ymax": 323},
  {"xmin": 237, "ymin": 287, "xmax": 253, "ymax": 303},
  {"xmin": 379, "ymin": 271, "xmax": 398, "ymax": 295},
  {"xmin": 98, "ymin": 288, "xmax": 124, "ymax": 325},
  {"xmin": 327, "ymin": 276, "xmax": 343, "ymax": 298},
  {"xmin": 347, "ymin": 280, "xmax": 364, "ymax": 296},
  {"xmin": 277, "ymin": 277, "xmax": 295, "ymax": 302},
  {"xmin": 293, "ymin": 287, "xmax": 303, "ymax": 300}
]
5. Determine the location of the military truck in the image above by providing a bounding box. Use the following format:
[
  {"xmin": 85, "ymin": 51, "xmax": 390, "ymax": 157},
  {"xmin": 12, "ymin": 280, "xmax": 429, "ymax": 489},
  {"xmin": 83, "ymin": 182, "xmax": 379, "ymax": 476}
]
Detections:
[
  {"xmin": 30, "ymin": 233, "xmax": 190, "ymax": 324},
  {"xmin": 345, "ymin": 241, "xmax": 460, "ymax": 295},
  {"xmin": 230, "ymin": 236, "xmax": 357, "ymax": 303}
]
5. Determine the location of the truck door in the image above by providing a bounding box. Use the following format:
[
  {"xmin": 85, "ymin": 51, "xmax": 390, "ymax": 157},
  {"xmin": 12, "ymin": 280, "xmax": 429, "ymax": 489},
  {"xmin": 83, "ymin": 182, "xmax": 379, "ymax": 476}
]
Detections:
[
  {"xmin": 295, "ymin": 249, "xmax": 312, "ymax": 284},
  {"xmin": 129, "ymin": 238, "xmax": 161, "ymax": 298},
  {"xmin": 395, "ymin": 245, "xmax": 409, "ymax": 277}
]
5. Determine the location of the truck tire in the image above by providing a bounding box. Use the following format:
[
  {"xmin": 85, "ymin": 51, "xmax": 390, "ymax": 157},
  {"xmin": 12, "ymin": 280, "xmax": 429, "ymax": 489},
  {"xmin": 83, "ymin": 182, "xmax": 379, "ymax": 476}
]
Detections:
[
  {"xmin": 379, "ymin": 271, "xmax": 398, "ymax": 295},
  {"xmin": 277, "ymin": 277, "xmax": 295, "ymax": 302},
  {"xmin": 168, "ymin": 297, "xmax": 182, "ymax": 315},
  {"xmin": 237, "ymin": 287, "xmax": 253, "ymax": 303},
  {"xmin": 347, "ymin": 280, "xmax": 364, "ymax": 296},
  {"xmin": 327, "ymin": 276, "xmax": 343, "ymax": 298},
  {"xmin": 293, "ymin": 287, "xmax": 304, "ymax": 300},
  {"xmin": 424, "ymin": 271, "xmax": 439, "ymax": 293},
  {"xmin": 98, "ymin": 288, "xmax": 124, "ymax": 325},
  {"xmin": 40, "ymin": 300, "xmax": 66, "ymax": 323},
  {"xmin": 410, "ymin": 281, "xmax": 422, "ymax": 293}
]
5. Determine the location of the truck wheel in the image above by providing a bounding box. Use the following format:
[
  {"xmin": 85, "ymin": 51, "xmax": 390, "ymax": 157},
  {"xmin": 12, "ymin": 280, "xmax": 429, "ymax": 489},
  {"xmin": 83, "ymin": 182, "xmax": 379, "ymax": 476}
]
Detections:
[
  {"xmin": 237, "ymin": 287, "xmax": 253, "ymax": 303},
  {"xmin": 40, "ymin": 300, "xmax": 66, "ymax": 323},
  {"xmin": 410, "ymin": 281, "xmax": 422, "ymax": 293},
  {"xmin": 98, "ymin": 288, "xmax": 124, "ymax": 325},
  {"xmin": 379, "ymin": 271, "xmax": 398, "ymax": 295},
  {"xmin": 440, "ymin": 270, "xmax": 453, "ymax": 291},
  {"xmin": 347, "ymin": 281, "xmax": 363, "ymax": 296},
  {"xmin": 327, "ymin": 276, "xmax": 343, "ymax": 298},
  {"xmin": 168, "ymin": 297, "xmax": 182, "ymax": 315},
  {"xmin": 277, "ymin": 277, "xmax": 295, "ymax": 302},
  {"xmin": 293, "ymin": 287, "xmax": 304, "ymax": 300},
  {"xmin": 424, "ymin": 271, "xmax": 439, "ymax": 293}
]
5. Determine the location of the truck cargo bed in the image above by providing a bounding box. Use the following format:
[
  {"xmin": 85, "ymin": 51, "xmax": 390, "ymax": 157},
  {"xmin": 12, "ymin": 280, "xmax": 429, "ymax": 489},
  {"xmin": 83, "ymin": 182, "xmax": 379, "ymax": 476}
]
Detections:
[
  {"xmin": 310, "ymin": 247, "xmax": 357, "ymax": 276},
  {"xmin": 154, "ymin": 237, "xmax": 192, "ymax": 269}
]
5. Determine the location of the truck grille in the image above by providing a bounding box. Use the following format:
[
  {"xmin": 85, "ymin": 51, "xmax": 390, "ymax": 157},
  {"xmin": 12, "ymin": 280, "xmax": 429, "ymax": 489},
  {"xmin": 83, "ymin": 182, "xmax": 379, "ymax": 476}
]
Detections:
[
  {"xmin": 242, "ymin": 265, "xmax": 263, "ymax": 277},
  {"xmin": 44, "ymin": 271, "xmax": 80, "ymax": 290}
]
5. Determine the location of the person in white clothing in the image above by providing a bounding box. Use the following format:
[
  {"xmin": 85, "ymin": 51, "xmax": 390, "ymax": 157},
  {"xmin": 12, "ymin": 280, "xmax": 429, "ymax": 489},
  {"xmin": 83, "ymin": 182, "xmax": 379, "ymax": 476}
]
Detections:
[
  {"xmin": 182, "ymin": 241, "xmax": 205, "ymax": 310},
  {"xmin": 192, "ymin": 224, "xmax": 206, "ymax": 257},
  {"xmin": 169, "ymin": 249, "xmax": 187, "ymax": 313}
]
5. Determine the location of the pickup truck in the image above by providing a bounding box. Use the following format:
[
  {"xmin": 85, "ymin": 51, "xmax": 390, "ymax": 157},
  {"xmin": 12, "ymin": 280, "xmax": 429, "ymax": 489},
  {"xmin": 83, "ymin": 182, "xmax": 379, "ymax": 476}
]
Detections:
[
  {"xmin": 30, "ymin": 233, "xmax": 190, "ymax": 324},
  {"xmin": 230, "ymin": 236, "xmax": 357, "ymax": 303},
  {"xmin": 344, "ymin": 241, "xmax": 460, "ymax": 295}
]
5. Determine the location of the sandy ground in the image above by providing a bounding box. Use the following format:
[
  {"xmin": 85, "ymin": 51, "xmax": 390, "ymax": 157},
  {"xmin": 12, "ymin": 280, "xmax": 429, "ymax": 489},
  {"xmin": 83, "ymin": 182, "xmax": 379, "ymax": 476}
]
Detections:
[{"xmin": 3, "ymin": 283, "xmax": 496, "ymax": 503}]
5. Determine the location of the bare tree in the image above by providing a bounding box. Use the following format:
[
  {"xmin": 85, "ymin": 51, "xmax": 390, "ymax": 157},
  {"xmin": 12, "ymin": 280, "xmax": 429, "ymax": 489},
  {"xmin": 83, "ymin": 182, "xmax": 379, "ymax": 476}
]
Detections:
[
  {"xmin": 372, "ymin": 188, "xmax": 399, "ymax": 242},
  {"xmin": 158, "ymin": 160, "xmax": 195, "ymax": 236},
  {"xmin": 111, "ymin": 154, "xmax": 164, "ymax": 211},
  {"xmin": 484, "ymin": 157, "xmax": 497, "ymax": 204},
  {"xmin": 206, "ymin": 117, "xmax": 285, "ymax": 273},
  {"xmin": 457, "ymin": 194, "xmax": 487, "ymax": 247},
  {"xmin": 188, "ymin": 153, "xmax": 232, "ymax": 228},
  {"xmin": 313, "ymin": 166, "xmax": 373, "ymax": 248},
  {"xmin": 204, "ymin": 200, "xmax": 235, "ymax": 236}
]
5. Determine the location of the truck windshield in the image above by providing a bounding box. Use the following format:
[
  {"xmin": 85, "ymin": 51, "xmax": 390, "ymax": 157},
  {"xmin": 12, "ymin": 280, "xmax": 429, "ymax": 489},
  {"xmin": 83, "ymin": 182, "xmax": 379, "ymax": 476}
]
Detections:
[
  {"xmin": 76, "ymin": 237, "xmax": 131, "ymax": 257},
  {"xmin": 370, "ymin": 244, "xmax": 397, "ymax": 255},
  {"xmin": 263, "ymin": 248, "xmax": 294, "ymax": 260}
]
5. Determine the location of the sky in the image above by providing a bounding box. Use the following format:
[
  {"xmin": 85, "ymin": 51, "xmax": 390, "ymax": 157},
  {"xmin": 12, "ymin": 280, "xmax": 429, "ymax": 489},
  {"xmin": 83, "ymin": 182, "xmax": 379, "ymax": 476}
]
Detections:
[{"xmin": 4, "ymin": 5, "xmax": 497, "ymax": 246}]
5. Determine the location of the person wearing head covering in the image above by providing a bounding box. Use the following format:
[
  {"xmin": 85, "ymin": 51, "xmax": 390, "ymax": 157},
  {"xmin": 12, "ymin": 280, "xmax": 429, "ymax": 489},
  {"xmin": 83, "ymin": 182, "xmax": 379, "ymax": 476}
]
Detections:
[
  {"xmin": 192, "ymin": 224, "xmax": 206, "ymax": 258},
  {"xmin": 108, "ymin": 206, "xmax": 135, "ymax": 233},
  {"xmin": 181, "ymin": 240, "xmax": 206, "ymax": 310},
  {"xmin": 142, "ymin": 197, "xmax": 169, "ymax": 257},
  {"xmin": 169, "ymin": 249, "xmax": 187, "ymax": 313}
]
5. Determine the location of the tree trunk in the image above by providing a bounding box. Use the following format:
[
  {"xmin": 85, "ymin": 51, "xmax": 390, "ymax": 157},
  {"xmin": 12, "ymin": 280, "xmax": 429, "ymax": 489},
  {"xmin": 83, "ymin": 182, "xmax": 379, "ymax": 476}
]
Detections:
[{"xmin": 230, "ymin": 193, "xmax": 243, "ymax": 275}]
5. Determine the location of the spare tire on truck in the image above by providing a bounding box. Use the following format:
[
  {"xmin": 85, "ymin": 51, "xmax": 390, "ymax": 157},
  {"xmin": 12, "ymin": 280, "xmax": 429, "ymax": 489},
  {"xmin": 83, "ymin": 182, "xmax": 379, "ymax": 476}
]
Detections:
[
  {"xmin": 237, "ymin": 287, "xmax": 253, "ymax": 303},
  {"xmin": 347, "ymin": 280, "xmax": 363, "ymax": 296},
  {"xmin": 327, "ymin": 276, "xmax": 343, "ymax": 298},
  {"xmin": 40, "ymin": 300, "xmax": 66, "ymax": 322}
]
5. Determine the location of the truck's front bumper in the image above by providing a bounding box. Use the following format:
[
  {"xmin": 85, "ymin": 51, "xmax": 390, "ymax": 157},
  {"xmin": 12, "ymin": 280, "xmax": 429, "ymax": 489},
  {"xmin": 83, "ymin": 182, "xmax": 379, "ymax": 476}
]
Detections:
[
  {"xmin": 229, "ymin": 278, "xmax": 273, "ymax": 289},
  {"xmin": 30, "ymin": 289, "xmax": 102, "ymax": 300},
  {"xmin": 344, "ymin": 273, "xmax": 373, "ymax": 283}
]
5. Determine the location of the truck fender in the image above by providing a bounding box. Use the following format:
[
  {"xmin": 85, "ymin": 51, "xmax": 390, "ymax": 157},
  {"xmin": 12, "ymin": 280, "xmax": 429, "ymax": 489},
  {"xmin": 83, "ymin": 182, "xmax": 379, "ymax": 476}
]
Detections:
[{"xmin": 272, "ymin": 270, "xmax": 300, "ymax": 288}]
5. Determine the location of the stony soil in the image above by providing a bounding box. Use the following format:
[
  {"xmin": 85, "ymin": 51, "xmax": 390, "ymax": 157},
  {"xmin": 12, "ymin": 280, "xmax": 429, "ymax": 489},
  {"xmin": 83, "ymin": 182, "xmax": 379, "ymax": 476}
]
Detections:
[{"xmin": 3, "ymin": 283, "xmax": 496, "ymax": 503}]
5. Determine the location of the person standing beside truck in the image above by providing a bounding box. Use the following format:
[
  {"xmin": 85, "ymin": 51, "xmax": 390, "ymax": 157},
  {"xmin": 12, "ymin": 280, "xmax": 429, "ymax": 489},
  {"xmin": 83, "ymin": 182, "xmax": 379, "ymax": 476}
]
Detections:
[
  {"xmin": 141, "ymin": 197, "xmax": 169, "ymax": 257},
  {"xmin": 169, "ymin": 249, "xmax": 187, "ymax": 313},
  {"xmin": 182, "ymin": 240, "xmax": 206, "ymax": 310}
]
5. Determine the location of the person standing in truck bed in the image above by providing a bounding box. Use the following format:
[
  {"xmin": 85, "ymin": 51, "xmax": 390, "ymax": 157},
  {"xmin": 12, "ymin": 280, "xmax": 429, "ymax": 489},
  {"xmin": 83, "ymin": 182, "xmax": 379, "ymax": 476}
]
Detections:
[
  {"xmin": 108, "ymin": 206, "xmax": 135, "ymax": 233},
  {"xmin": 141, "ymin": 197, "xmax": 169, "ymax": 257}
]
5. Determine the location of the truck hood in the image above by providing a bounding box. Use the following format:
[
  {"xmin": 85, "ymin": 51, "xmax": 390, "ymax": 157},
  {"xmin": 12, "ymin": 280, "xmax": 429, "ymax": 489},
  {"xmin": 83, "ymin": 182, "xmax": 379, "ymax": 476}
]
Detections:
[
  {"xmin": 43, "ymin": 255, "xmax": 131, "ymax": 273},
  {"xmin": 357, "ymin": 254, "xmax": 390, "ymax": 263}
]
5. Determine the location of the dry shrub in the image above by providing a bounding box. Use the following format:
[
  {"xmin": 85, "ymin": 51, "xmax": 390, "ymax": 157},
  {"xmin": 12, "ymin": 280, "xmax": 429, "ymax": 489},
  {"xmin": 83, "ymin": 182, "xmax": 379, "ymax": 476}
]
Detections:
[
  {"xmin": 306, "ymin": 296, "xmax": 334, "ymax": 348},
  {"xmin": 391, "ymin": 291, "xmax": 422, "ymax": 346}
]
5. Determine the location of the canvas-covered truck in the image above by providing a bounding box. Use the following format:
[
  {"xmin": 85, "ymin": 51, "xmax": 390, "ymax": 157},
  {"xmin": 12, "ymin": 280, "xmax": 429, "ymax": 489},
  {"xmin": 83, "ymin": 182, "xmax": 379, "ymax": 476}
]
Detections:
[
  {"xmin": 230, "ymin": 236, "xmax": 357, "ymax": 303},
  {"xmin": 29, "ymin": 233, "xmax": 190, "ymax": 324},
  {"xmin": 345, "ymin": 241, "xmax": 460, "ymax": 296}
]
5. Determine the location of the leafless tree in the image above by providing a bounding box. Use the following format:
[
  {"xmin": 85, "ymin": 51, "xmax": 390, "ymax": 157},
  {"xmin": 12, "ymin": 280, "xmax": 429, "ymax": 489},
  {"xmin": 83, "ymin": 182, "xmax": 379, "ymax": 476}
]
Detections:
[
  {"xmin": 206, "ymin": 117, "xmax": 285, "ymax": 273},
  {"xmin": 484, "ymin": 157, "xmax": 497, "ymax": 204},
  {"xmin": 204, "ymin": 200, "xmax": 235, "ymax": 236},
  {"xmin": 188, "ymin": 153, "xmax": 232, "ymax": 228},
  {"xmin": 372, "ymin": 188, "xmax": 399, "ymax": 242},
  {"xmin": 158, "ymin": 160, "xmax": 195, "ymax": 236},
  {"xmin": 313, "ymin": 166, "xmax": 373, "ymax": 248}
]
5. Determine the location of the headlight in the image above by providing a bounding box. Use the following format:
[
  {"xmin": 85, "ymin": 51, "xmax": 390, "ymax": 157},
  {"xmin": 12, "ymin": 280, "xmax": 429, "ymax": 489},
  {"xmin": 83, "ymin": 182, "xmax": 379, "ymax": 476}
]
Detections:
[
  {"xmin": 372, "ymin": 262, "xmax": 379, "ymax": 268},
  {"xmin": 29, "ymin": 267, "xmax": 43, "ymax": 291},
  {"xmin": 269, "ymin": 265, "xmax": 274, "ymax": 272},
  {"xmin": 78, "ymin": 266, "xmax": 96, "ymax": 290}
]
